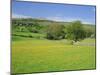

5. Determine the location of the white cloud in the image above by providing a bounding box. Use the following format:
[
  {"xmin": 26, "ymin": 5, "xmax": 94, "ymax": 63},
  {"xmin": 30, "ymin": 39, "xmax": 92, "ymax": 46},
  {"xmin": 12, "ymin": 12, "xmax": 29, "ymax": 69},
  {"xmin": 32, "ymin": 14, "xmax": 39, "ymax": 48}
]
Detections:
[
  {"xmin": 12, "ymin": 14, "xmax": 94, "ymax": 24},
  {"xmin": 12, "ymin": 14, "xmax": 32, "ymax": 18},
  {"xmin": 46, "ymin": 16, "xmax": 93, "ymax": 24},
  {"xmin": 46, "ymin": 16, "xmax": 80, "ymax": 22}
]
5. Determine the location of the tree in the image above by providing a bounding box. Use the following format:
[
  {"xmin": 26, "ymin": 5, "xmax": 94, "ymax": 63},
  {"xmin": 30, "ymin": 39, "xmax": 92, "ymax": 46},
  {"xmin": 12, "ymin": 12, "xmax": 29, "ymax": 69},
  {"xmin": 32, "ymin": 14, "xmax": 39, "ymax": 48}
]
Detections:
[
  {"xmin": 67, "ymin": 21, "xmax": 85, "ymax": 42},
  {"xmin": 84, "ymin": 26, "xmax": 95, "ymax": 38},
  {"xmin": 46, "ymin": 23, "xmax": 65, "ymax": 40},
  {"xmin": 27, "ymin": 22, "xmax": 41, "ymax": 33}
]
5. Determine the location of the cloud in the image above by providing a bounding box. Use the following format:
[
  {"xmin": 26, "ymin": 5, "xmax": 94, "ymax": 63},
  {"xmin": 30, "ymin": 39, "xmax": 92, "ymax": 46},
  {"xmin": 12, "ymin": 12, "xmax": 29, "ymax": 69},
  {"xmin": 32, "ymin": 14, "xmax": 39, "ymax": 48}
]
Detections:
[
  {"xmin": 46, "ymin": 16, "xmax": 94, "ymax": 24},
  {"xmin": 12, "ymin": 13, "xmax": 94, "ymax": 24},
  {"xmin": 46, "ymin": 16, "xmax": 80, "ymax": 22},
  {"xmin": 12, "ymin": 14, "xmax": 32, "ymax": 18}
]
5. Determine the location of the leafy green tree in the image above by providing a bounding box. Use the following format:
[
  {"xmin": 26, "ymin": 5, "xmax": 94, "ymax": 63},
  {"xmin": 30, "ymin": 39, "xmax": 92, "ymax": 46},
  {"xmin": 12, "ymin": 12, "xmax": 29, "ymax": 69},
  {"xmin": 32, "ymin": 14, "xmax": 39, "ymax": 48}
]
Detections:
[
  {"xmin": 67, "ymin": 21, "xmax": 85, "ymax": 42},
  {"xmin": 46, "ymin": 23, "xmax": 65, "ymax": 40}
]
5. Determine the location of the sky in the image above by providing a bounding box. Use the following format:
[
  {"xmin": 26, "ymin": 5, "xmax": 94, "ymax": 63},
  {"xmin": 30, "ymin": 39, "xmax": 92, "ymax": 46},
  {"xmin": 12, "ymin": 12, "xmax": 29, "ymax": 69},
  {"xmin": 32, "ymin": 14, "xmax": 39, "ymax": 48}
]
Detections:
[{"xmin": 12, "ymin": 0, "xmax": 96, "ymax": 25}]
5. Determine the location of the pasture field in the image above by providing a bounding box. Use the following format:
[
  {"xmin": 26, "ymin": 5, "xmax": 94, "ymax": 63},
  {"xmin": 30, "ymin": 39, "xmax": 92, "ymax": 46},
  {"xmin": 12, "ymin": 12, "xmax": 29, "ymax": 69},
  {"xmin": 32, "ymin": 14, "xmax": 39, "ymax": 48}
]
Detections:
[
  {"xmin": 11, "ymin": 1, "xmax": 96, "ymax": 74},
  {"xmin": 12, "ymin": 36, "xmax": 96, "ymax": 74}
]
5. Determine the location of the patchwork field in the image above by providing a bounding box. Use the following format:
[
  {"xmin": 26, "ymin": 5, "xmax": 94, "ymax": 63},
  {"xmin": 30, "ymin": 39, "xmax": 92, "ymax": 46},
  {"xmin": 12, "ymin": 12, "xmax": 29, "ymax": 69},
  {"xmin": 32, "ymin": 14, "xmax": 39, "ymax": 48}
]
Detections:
[{"xmin": 12, "ymin": 37, "xmax": 96, "ymax": 74}]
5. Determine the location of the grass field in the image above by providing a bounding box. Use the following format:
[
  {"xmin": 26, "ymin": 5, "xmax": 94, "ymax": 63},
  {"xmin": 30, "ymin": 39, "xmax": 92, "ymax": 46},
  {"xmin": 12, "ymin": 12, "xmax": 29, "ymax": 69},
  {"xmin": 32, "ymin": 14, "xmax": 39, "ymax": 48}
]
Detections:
[{"xmin": 12, "ymin": 36, "xmax": 96, "ymax": 74}]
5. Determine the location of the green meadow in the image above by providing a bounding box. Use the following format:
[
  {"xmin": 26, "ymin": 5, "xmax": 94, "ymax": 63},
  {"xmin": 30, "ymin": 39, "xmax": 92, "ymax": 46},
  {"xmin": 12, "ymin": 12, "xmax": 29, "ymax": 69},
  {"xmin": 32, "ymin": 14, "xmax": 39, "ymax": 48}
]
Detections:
[
  {"xmin": 12, "ymin": 35, "xmax": 96, "ymax": 74},
  {"xmin": 12, "ymin": 1, "xmax": 96, "ymax": 74},
  {"xmin": 12, "ymin": 18, "xmax": 96, "ymax": 74}
]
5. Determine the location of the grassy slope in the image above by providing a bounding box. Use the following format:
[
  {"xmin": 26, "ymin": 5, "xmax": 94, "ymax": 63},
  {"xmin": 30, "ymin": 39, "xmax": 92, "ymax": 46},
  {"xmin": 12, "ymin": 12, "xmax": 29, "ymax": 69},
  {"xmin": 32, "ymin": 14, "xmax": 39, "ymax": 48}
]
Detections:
[
  {"xmin": 12, "ymin": 32, "xmax": 46, "ymax": 41},
  {"xmin": 12, "ymin": 37, "xmax": 96, "ymax": 74},
  {"xmin": 74, "ymin": 38, "xmax": 95, "ymax": 46}
]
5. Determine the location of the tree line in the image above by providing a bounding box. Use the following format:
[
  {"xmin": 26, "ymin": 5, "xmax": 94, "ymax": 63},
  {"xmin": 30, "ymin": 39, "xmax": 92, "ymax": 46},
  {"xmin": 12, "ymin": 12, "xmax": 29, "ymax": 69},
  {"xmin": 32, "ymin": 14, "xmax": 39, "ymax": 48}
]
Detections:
[{"xmin": 12, "ymin": 19, "xmax": 95, "ymax": 42}]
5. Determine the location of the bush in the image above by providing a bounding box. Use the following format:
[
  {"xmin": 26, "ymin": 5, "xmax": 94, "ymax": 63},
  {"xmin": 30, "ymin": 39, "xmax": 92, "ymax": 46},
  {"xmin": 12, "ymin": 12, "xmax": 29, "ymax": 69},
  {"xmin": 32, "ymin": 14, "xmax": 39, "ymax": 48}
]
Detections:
[
  {"xmin": 84, "ymin": 26, "xmax": 95, "ymax": 38},
  {"xmin": 46, "ymin": 23, "xmax": 65, "ymax": 40}
]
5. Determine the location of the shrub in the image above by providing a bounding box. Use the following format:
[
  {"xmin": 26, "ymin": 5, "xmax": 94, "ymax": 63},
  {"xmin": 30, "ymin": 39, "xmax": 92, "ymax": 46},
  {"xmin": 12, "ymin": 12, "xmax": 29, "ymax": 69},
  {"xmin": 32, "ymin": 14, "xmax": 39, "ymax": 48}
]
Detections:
[{"xmin": 46, "ymin": 23, "xmax": 65, "ymax": 40}]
